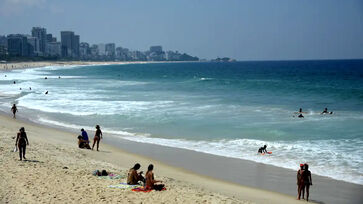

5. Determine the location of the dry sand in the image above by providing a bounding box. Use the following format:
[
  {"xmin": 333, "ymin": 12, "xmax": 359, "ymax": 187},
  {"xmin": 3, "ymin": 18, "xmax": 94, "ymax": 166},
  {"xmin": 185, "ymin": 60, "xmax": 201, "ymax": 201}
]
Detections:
[{"xmin": 0, "ymin": 113, "xmax": 306, "ymax": 204}]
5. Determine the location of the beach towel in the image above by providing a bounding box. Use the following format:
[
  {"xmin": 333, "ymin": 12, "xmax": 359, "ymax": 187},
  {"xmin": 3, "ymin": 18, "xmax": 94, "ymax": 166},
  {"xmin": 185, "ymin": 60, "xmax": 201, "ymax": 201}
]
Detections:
[
  {"xmin": 131, "ymin": 187, "xmax": 152, "ymax": 192},
  {"xmin": 108, "ymin": 182, "xmax": 140, "ymax": 189}
]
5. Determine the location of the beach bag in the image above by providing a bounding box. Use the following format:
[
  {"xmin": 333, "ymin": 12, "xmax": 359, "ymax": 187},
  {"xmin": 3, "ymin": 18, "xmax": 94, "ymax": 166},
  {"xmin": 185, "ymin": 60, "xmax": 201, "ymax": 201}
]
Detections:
[
  {"xmin": 154, "ymin": 184, "xmax": 165, "ymax": 191},
  {"xmin": 101, "ymin": 170, "xmax": 108, "ymax": 176}
]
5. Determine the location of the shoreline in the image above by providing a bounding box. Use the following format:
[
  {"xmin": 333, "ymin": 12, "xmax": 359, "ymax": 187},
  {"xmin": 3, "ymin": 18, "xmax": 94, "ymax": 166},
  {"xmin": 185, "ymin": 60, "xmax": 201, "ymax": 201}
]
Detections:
[
  {"xmin": 0, "ymin": 112, "xmax": 305, "ymax": 204},
  {"xmin": 0, "ymin": 110, "xmax": 362, "ymax": 204},
  {"xmin": 0, "ymin": 60, "xmax": 199, "ymax": 70}
]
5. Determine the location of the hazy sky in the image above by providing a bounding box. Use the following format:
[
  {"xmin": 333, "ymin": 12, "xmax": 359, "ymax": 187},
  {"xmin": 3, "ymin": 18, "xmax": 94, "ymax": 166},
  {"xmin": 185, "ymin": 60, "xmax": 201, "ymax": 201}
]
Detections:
[{"xmin": 0, "ymin": 0, "xmax": 362, "ymax": 60}]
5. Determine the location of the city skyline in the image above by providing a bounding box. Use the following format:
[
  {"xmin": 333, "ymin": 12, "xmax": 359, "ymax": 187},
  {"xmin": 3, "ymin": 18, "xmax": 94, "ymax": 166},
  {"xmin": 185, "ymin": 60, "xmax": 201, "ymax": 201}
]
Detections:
[
  {"xmin": 0, "ymin": 0, "xmax": 363, "ymax": 60},
  {"xmin": 0, "ymin": 26, "xmax": 200, "ymax": 61}
]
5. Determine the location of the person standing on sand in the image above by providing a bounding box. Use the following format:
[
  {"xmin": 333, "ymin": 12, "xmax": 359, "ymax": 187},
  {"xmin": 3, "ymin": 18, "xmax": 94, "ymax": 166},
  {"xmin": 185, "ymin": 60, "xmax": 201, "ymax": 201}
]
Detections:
[
  {"xmin": 297, "ymin": 164, "xmax": 305, "ymax": 200},
  {"xmin": 302, "ymin": 164, "xmax": 312, "ymax": 202},
  {"xmin": 92, "ymin": 125, "xmax": 102, "ymax": 151},
  {"xmin": 11, "ymin": 104, "xmax": 18, "ymax": 118},
  {"xmin": 15, "ymin": 127, "xmax": 29, "ymax": 161}
]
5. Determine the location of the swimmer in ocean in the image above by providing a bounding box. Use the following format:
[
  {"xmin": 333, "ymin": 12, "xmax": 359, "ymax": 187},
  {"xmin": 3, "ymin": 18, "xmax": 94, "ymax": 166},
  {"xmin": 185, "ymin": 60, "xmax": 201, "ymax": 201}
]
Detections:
[
  {"xmin": 258, "ymin": 145, "xmax": 268, "ymax": 154},
  {"xmin": 321, "ymin": 108, "xmax": 333, "ymax": 114}
]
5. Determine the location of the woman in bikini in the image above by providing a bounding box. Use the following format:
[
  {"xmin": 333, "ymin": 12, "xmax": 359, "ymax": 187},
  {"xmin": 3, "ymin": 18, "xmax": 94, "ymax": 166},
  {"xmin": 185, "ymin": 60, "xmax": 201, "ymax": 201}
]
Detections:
[
  {"xmin": 145, "ymin": 164, "xmax": 164, "ymax": 190},
  {"xmin": 92, "ymin": 125, "xmax": 103, "ymax": 151},
  {"xmin": 15, "ymin": 127, "xmax": 29, "ymax": 161}
]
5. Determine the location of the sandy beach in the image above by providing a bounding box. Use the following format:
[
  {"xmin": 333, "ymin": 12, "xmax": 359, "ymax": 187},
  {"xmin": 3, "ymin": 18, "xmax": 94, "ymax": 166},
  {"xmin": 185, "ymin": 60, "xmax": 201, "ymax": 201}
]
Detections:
[{"xmin": 0, "ymin": 113, "xmax": 310, "ymax": 204}]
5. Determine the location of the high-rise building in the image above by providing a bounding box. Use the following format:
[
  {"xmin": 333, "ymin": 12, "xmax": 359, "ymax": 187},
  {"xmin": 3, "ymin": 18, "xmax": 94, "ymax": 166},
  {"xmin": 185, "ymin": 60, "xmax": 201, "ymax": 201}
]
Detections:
[
  {"xmin": 0, "ymin": 35, "xmax": 7, "ymax": 48},
  {"xmin": 97, "ymin": 44, "xmax": 106, "ymax": 56},
  {"xmin": 31, "ymin": 27, "xmax": 47, "ymax": 54},
  {"xmin": 79, "ymin": 42, "xmax": 90, "ymax": 59},
  {"xmin": 150, "ymin": 46, "xmax": 163, "ymax": 54},
  {"xmin": 26, "ymin": 36, "xmax": 39, "ymax": 56},
  {"xmin": 61, "ymin": 31, "xmax": 79, "ymax": 58},
  {"xmin": 46, "ymin": 34, "xmax": 57, "ymax": 43},
  {"xmin": 72, "ymin": 35, "xmax": 80, "ymax": 58},
  {"xmin": 46, "ymin": 42, "xmax": 61, "ymax": 57},
  {"xmin": 90, "ymin": 44, "xmax": 99, "ymax": 57},
  {"xmin": 116, "ymin": 47, "xmax": 131, "ymax": 61},
  {"xmin": 61, "ymin": 31, "xmax": 73, "ymax": 57},
  {"xmin": 105, "ymin": 43, "xmax": 115, "ymax": 57},
  {"xmin": 7, "ymin": 34, "xmax": 29, "ymax": 57}
]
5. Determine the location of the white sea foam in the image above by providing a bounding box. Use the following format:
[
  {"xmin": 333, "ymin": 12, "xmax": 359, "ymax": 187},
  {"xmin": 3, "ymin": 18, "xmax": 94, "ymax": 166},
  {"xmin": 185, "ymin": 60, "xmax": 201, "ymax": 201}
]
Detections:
[{"xmin": 120, "ymin": 135, "xmax": 363, "ymax": 185}]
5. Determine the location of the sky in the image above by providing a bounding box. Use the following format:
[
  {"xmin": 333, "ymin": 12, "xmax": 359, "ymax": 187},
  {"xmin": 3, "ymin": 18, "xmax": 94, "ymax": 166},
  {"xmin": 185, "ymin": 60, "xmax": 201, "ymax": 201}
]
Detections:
[{"xmin": 0, "ymin": 0, "xmax": 362, "ymax": 60}]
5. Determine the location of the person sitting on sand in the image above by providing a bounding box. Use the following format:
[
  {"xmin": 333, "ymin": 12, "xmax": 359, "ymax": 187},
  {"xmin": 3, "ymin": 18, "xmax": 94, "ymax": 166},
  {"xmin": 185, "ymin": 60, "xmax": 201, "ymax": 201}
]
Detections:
[
  {"xmin": 81, "ymin": 128, "xmax": 89, "ymax": 144},
  {"xmin": 127, "ymin": 163, "xmax": 145, "ymax": 185},
  {"xmin": 302, "ymin": 164, "xmax": 312, "ymax": 202},
  {"xmin": 15, "ymin": 127, "xmax": 29, "ymax": 161},
  {"xmin": 77, "ymin": 135, "xmax": 91, "ymax": 149},
  {"xmin": 257, "ymin": 145, "xmax": 268, "ymax": 154},
  {"xmin": 297, "ymin": 164, "xmax": 305, "ymax": 200},
  {"xmin": 11, "ymin": 104, "xmax": 18, "ymax": 119},
  {"xmin": 92, "ymin": 125, "xmax": 103, "ymax": 151},
  {"xmin": 145, "ymin": 164, "xmax": 164, "ymax": 190}
]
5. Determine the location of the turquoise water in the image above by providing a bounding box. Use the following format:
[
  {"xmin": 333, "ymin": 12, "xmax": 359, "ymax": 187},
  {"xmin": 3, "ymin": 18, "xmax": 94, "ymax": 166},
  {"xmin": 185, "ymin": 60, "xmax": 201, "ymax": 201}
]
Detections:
[{"xmin": 0, "ymin": 60, "xmax": 362, "ymax": 184}]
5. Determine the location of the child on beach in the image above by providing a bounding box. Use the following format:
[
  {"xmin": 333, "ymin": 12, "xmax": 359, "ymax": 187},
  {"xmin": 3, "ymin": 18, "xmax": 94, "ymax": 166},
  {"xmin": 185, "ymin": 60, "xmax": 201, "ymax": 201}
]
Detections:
[
  {"xmin": 15, "ymin": 127, "xmax": 29, "ymax": 161},
  {"xmin": 92, "ymin": 125, "xmax": 103, "ymax": 151}
]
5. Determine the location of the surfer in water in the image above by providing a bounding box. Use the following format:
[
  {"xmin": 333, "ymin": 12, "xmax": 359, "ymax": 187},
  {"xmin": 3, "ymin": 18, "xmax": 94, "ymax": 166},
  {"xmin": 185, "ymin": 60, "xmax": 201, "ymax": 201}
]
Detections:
[
  {"xmin": 298, "ymin": 114, "xmax": 304, "ymax": 118},
  {"xmin": 321, "ymin": 108, "xmax": 333, "ymax": 114},
  {"xmin": 258, "ymin": 145, "xmax": 268, "ymax": 154}
]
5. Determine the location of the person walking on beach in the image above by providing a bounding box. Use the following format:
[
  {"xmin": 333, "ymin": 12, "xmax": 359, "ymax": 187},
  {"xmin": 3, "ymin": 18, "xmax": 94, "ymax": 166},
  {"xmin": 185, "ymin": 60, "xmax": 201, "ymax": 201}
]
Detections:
[
  {"xmin": 297, "ymin": 164, "xmax": 305, "ymax": 200},
  {"xmin": 92, "ymin": 125, "xmax": 103, "ymax": 151},
  {"xmin": 302, "ymin": 164, "xmax": 312, "ymax": 202},
  {"xmin": 15, "ymin": 127, "xmax": 29, "ymax": 161},
  {"xmin": 11, "ymin": 104, "xmax": 18, "ymax": 119}
]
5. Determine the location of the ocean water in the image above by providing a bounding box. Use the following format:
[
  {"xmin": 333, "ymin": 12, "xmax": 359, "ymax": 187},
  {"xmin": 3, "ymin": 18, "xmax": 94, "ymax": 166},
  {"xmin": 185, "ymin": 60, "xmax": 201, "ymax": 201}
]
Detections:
[{"xmin": 0, "ymin": 60, "xmax": 362, "ymax": 184}]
